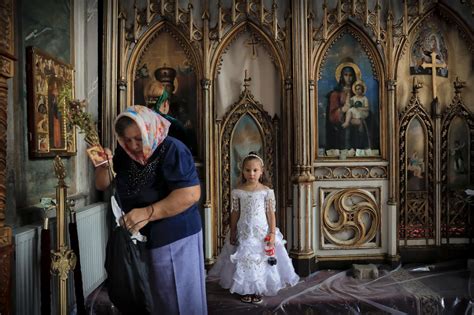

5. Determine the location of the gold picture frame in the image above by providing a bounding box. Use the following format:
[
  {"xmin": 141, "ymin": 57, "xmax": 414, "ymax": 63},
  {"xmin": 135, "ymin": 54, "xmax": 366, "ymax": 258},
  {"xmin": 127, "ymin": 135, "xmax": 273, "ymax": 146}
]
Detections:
[
  {"xmin": 86, "ymin": 145, "xmax": 108, "ymax": 168},
  {"xmin": 27, "ymin": 46, "xmax": 76, "ymax": 158}
]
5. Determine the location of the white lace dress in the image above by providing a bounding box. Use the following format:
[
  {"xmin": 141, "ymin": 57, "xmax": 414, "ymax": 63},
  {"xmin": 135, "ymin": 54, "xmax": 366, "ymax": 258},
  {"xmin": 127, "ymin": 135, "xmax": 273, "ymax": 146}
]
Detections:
[{"xmin": 208, "ymin": 188, "xmax": 299, "ymax": 296}]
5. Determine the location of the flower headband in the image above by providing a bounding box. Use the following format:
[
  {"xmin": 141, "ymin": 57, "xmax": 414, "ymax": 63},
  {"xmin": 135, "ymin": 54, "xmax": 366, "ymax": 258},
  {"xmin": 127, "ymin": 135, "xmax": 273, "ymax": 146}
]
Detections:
[{"xmin": 243, "ymin": 153, "xmax": 264, "ymax": 167}]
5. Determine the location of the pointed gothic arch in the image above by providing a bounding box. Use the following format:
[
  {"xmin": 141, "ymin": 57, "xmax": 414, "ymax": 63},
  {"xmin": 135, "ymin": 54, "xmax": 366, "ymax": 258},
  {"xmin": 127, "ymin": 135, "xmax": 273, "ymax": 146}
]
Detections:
[
  {"xmin": 440, "ymin": 91, "xmax": 474, "ymax": 242},
  {"xmin": 314, "ymin": 24, "xmax": 386, "ymax": 159},
  {"xmin": 124, "ymin": 21, "xmax": 203, "ymax": 158},
  {"xmin": 216, "ymin": 86, "xmax": 278, "ymax": 251},
  {"xmin": 394, "ymin": 4, "xmax": 474, "ymax": 78},
  {"xmin": 313, "ymin": 22, "xmax": 385, "ymax": 82},
  {"xmin": 210, "ymin": 21, "xmax": 286, "ymax": 81},
  {"xmin": 126, "ymin": 21, "xmax": 203, "ymax": 102},
  {"xmin": 398, "ymin": 90, "xmax": 435, "ymax": 245}
]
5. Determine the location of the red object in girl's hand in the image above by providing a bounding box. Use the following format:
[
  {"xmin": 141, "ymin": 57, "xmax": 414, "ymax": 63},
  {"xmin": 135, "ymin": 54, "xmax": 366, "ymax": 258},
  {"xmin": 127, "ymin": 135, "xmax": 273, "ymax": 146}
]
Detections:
[
  {"xmin": 264, "ymin": 245, "xmax": 275, "ymax": 256},
  {"xmin": 264, "ymin": 235, "xmax": 271, "ymax": 242}
]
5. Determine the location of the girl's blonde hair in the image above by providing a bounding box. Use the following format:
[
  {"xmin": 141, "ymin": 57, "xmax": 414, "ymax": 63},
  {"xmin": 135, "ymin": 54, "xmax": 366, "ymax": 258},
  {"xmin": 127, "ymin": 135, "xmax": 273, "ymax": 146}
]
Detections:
[{"xmin": 240, "ymin": 152, "xmax": 271, "ymax": 186}]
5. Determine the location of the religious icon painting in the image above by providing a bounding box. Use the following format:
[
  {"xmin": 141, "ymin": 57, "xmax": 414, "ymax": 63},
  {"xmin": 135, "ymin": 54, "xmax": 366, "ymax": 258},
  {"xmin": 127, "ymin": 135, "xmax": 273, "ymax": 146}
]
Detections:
[
  {"xmin": 447, "ymin": 117, "xmax": 469, "ymax": 189},
  {"xmin": 132, "ymin": 29, "xmax": 198, "ymax": 156},
  {"xmin": 317, "ymin": 31, "xmax": 381, "ymax": 158},
  {"xmin": 410, "ymin": 22, "xmax": 448, "ymax": 77},
  {"xmin": 86, "ymin": 145, "xmax": 108, "ymax": 168},
  {"xmin": 406, "ymin": 118, "xmax": 426, "ymax": 191},
  {"xmin": 26, "ymin": 46, "xmax": 76, "ymax": 158},
  {"xmin": 230, "ymin": 114, "xmax": 264, "ymax": 189}
]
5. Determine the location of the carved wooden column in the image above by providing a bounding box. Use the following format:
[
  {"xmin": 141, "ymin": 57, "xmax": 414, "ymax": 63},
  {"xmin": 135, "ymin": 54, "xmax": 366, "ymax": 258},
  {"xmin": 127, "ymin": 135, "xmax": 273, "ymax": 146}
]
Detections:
[
  {"xmin": 202, "ymin": 76, "xmax": 214, "ymax": 265},
  {"xmin": 0, "ymin": 0, "xmax": 15, "ymax": 314},
  {"xmin": 201, "ymin": 0, "xmax": 215, "ymax": 265},
  {"xmin": 386, "ymin": 79, "xmax": 399, "ymax": 260},
  {"xmin": 289, "ymin": 0, "xmax": 315, "ymax": 276},
  {"xmin": 102, "ymin": 0, "xmax": 119, "ymax": 148}
]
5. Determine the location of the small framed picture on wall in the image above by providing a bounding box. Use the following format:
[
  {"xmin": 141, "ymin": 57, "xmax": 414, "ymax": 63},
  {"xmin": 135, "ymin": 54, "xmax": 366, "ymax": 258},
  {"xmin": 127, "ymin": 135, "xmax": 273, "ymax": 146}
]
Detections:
[{"xmin": 26, "ymin": 46, "xmax": 76, "ymax": 158}]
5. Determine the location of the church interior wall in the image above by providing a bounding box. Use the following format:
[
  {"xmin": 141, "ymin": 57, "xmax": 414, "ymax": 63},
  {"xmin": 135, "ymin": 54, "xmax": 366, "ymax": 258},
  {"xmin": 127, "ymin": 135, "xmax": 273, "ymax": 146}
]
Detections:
[{"xmin": 6, "ymin": 0, "xmax": 100, "ymax": 227}]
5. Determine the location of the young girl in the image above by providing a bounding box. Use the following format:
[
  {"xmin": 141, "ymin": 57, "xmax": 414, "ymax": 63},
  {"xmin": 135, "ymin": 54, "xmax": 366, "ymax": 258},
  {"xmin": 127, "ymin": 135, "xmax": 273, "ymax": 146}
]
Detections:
[{"xmin": 208, "ymin": 152, "xmax": 299, "ymax": 304}]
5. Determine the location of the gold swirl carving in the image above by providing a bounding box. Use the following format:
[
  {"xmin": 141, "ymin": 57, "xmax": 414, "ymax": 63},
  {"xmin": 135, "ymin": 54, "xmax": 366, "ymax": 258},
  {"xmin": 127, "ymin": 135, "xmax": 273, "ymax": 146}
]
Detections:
[
  {"xmin": 322, "ymin": 189, "xmax": 380, "ymax": 247},
  {"xmin": 50, "ymin": 246, "xmax": 76, "ymax": 281}
]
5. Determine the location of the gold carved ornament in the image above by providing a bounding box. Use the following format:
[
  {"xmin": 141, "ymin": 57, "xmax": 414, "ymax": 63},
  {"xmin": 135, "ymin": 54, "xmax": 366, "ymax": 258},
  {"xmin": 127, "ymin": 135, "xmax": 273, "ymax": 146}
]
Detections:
[
  {"xmin": 50, "ymin": 246, "xmax": 77, "ymax": 281},
  {"xmin": 322, "ymin": 189, "xmax": 380, "ymax": 247}
]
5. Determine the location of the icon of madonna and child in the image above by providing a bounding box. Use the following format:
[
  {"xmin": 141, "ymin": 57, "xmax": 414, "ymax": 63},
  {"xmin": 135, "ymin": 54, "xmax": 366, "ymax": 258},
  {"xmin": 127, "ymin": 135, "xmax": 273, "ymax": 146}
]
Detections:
[{"xmin": 319, "ymin": 59, "xmax": 380, "ymax": 158}]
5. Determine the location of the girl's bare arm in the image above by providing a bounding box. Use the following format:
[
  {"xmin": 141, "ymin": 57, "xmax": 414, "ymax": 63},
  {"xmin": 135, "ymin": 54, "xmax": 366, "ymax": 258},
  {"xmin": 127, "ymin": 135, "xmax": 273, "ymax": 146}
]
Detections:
[{"xmin": 266, "ymin": 199, "xmax": 276, "ymax": 244}]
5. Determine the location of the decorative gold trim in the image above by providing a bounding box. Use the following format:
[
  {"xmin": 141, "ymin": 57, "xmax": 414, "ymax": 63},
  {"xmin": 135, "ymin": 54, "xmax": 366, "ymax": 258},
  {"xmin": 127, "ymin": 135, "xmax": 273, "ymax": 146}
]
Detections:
[
  {"xmin": 311, "ymin": 0, "xmax": 386, "ymax": 49},
  {"xmin": 0, "ymin": 0, "xmax": 14, "ymax": 56},
  {"xmin": 209, "ymin": 0, "xmax": 286, "ymax": 43},
  {"xmin": 320, "ymin": 187, "xmax": 381, "ymax": 249},
  {"xmin": 0, "ymin": 56, "xmax": 12, "ymax": 77},
  {"xmin": 316, "ymin": 253, "xmax": 389, "ymax": 262},
  {"xmin": 51, "ymin": 246, "xmax": 77, "ymax": 281},
  {"xmin": 315, "ymin": 165, "xmax": 388, "ymax": 180},
  {"xmin": 0, "ymin": 228, "xmax": 12, "ymax": 247},
  {"xmin": 124, "ymin": 0, "xmax": 203, "ymax": 44},
  {"xmin": 289, "ymin": 250, "xmax": 315, "ymax": 260},
  {"xmin": 0, "ymin": 0, "xmax": 15, "ymax": 314},
  {"xmin": 0, "ymin": 1, "xmax": 14, "ymax": 312}
]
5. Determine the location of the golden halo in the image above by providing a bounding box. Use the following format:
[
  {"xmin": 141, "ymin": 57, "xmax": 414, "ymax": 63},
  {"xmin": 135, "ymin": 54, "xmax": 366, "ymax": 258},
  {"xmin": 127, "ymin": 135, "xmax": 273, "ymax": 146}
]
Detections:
[
  {"xmin": 335, "ymin": 62, "xmax": 362, "ymax": 83},
  {"xmin": 351, "ymin": 80, "xmax": 367, "ymax": 94}
]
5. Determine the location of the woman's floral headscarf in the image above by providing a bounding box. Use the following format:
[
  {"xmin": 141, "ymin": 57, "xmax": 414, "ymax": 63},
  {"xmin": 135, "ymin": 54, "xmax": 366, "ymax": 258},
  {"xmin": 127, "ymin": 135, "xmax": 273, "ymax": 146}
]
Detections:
[{"xmin": 115, "ymin": 105, "xmax": 170, "ymax": 165}]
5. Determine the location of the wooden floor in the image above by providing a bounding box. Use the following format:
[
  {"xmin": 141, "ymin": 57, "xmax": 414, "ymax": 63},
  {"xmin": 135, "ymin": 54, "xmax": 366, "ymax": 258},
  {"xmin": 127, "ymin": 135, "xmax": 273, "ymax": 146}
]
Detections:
[{"xmin": 86, "ymin": 260, "xmax": 474, "ymax": 314}]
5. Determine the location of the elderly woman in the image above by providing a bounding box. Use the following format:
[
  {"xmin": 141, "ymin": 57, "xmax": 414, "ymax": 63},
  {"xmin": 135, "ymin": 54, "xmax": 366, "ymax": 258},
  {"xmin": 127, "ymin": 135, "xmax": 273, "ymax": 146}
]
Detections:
[{"xmin": 94, "ymin": 105, "xmax": 207, "ymax": 315}]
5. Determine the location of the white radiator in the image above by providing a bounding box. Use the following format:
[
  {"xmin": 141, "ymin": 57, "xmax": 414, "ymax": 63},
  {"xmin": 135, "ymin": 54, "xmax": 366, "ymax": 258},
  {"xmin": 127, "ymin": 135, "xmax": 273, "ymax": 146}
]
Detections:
[
  {"xmin": 13, "ymin": 225, "xmax": 42, "ymax": 315},
  {"xmin": 76, "ymin": 202, "xmax": 109, "ymax": 297},
  {"xmin": 13, "ymin": 202, "xmax": 109, "ymax": 314}
]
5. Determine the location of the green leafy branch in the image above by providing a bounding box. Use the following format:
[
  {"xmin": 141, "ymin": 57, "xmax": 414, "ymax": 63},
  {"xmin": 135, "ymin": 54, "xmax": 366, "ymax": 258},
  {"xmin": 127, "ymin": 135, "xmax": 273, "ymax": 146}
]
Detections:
[{"xmin": 58, "ymin": 83, "xmax": 100, "ymax": 146}]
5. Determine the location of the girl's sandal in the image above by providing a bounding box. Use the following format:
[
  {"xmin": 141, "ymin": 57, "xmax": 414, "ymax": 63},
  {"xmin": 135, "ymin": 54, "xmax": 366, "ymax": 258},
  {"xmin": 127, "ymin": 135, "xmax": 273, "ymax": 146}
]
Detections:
[
  {"xmin": 240, "ymin": 295, "xmax": 252, "ymax": 303},
  {"xmin": 252, "ymin": 295, "xmax": 263, "ymax": 304}
]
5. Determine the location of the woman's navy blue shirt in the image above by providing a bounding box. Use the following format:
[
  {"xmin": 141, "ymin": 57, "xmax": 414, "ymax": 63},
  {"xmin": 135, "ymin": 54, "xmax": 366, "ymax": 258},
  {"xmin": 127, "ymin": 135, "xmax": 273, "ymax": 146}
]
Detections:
[{"xmin": 113, "ymin": 136, "xmax": 201, "ymax": 248}]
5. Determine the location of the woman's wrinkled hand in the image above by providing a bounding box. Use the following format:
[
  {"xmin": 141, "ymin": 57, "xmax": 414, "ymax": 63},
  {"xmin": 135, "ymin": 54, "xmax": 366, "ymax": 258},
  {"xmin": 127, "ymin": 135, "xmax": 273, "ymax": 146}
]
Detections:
[{"xmin": 121, "ymin": 206, "xmax": 151, "ymax": 234}]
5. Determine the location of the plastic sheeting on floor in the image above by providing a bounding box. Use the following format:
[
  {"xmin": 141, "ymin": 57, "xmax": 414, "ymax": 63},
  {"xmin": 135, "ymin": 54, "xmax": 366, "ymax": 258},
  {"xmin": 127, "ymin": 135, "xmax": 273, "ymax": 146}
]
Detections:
[
  {"xmin": 206, "ymin": 260, "xmax": 474, "ymax": 314},
  {"xmin": 86, "ymin": 260, "xmax": 473, "ymax": 314}
]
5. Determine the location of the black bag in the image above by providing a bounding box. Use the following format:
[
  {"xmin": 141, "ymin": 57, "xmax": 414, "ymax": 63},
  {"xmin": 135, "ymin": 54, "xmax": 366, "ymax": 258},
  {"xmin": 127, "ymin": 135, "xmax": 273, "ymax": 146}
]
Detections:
[{"xmin": 104, "ymin": 226, "xmax": 153, "ymax": 314}]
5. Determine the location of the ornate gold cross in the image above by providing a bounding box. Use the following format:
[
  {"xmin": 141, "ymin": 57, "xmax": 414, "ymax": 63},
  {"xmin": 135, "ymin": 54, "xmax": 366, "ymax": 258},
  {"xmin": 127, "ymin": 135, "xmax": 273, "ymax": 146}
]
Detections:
[{"xmin": 421, "ymin": 51, "xmax": 446, "ymax": 99}]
